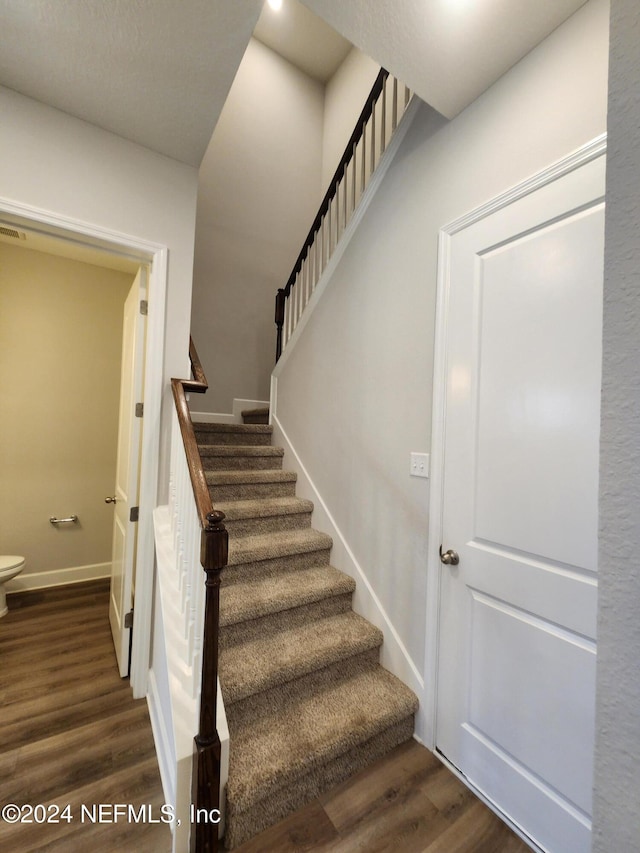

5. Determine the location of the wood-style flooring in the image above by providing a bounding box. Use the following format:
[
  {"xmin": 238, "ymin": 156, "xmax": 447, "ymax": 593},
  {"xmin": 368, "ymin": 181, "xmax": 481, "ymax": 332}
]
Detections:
[
  {"xmin": 0, "ymin": 580, "xmax": 171, "ymax": 852},
  {"xmin": 233, "ymin": 738, "xmax": 532, "ymax": 853},
  {"xmin": 0, "ymin": 580, "xmax": 532, "ymax": 853}
]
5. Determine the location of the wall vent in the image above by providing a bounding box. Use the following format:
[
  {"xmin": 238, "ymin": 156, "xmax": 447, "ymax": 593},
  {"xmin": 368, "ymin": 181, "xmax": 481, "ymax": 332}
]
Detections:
[{"xmin": 0, "ymin": 225, "xmax": 26, "ymax": 240}]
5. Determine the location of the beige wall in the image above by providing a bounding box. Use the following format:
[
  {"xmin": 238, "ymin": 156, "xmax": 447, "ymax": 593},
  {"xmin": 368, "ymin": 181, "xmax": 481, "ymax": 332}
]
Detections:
[{"xmin": 0, "ymin": 243, "xmax": 134, "ymax": 584}]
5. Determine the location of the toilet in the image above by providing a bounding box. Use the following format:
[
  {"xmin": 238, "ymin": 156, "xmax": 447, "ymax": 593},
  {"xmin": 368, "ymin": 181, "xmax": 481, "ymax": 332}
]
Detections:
[{"xmin": 0, "ymin": 556, "xmax": 25, "ymax": 617}]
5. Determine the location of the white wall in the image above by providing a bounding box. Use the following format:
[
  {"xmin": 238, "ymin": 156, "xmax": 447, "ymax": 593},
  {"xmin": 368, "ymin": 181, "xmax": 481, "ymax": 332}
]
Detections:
[
  {"xmin": 190, "ymin": 38, "xmax": 325, "ymax": 414},
  {"xmin": 0, "ymin": 86, "xmax": 199, "ymax": 500},
  {"xmin": 273, "ymin": 0, "xmax": 609, "ymax": 739},
  {"xmin": 593, "ymin": 0, "xmax": 640, "ymax": 848},
  {"xmin": 321, "ymin": 47, "xmax": 380, "ymax": 189}
]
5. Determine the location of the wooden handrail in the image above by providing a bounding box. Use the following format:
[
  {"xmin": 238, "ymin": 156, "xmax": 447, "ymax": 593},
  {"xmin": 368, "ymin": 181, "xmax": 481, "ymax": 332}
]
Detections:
[{"xmin": 172, "ymin": 337, "xmax": 227, "ymax": 853}]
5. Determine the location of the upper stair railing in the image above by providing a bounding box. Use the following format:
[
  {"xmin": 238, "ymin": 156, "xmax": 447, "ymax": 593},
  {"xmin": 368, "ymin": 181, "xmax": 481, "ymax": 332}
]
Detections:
[
  {"xmin": 275, "ymin": 68, "xmax": 413, "ymax": 360},
  {"xmin": 170, "ymin": 337, "xmax": 227, "ymax": 853}
]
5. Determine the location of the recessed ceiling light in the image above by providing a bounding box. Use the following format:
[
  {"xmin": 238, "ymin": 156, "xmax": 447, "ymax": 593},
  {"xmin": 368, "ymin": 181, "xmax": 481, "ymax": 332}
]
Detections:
[{"xmin": 268, "ymin": 0, "xmax": 283, "ymax": 10}]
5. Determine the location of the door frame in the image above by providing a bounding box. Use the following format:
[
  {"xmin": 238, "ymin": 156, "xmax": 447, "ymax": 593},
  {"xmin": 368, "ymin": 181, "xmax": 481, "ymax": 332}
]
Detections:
[
  {"xmin": 0, "ymin": 195, "xmax": 168, "ymax": 700},
  {"xmin": 423, "ymin": 133, "xmax": 608, "ymax": 753}
]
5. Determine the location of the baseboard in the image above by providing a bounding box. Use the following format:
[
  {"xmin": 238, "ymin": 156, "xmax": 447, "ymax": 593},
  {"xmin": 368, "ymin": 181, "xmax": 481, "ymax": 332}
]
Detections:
[
  {"xmin": 270, "ymin": 412, "xmax": 424, "ymax": 705},
  {"xmin": 6, "ymin": 561, "xmax": 110, "ymax": 594},
  {"xmin": 190, "ymin": 397, "xmax": 269, "ymax": 425}
]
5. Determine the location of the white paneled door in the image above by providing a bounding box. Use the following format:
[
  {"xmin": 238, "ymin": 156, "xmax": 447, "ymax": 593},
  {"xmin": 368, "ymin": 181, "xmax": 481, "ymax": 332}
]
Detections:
[
  {"xmin": 109, "ymin": 267, "xmax": 146, "ymax": 677},
  {"xmin": 435, "ymin": 150, "xmax": 605, "ymax": 853}
]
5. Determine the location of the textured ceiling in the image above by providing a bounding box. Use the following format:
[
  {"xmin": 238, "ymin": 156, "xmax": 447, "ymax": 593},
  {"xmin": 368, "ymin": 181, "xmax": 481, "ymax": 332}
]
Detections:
[
  {"xmin": 0, "ymin": 0, "xmax": 263, "ymax": 166},
  {"xmin": 0, "ymin": 0, "xmax": 591, "ymax": 169},
  {"xmin": 301, "ymin": 0, "xmax": 590, "ymax": 119}
]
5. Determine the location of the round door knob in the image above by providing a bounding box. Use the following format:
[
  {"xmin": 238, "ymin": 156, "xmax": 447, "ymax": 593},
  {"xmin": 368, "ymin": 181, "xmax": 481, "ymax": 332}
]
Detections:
[
  {"xmin": 105, "ymin": 496, "xmax": 117, "ymax": 504},
  {"xmin": 439, "ymin": 545, "xmax": 459, "ymax": 565}
]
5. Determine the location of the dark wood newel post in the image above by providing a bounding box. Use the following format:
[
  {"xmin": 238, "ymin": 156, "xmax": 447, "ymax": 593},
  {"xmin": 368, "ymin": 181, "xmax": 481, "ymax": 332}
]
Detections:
[
  {"xmin": 191, "ymin": 510, "xmax": 228, "ymax": 853},
  {"xmin": 275, "ymin": 288, "xmax": 286, "ymax": 362}
]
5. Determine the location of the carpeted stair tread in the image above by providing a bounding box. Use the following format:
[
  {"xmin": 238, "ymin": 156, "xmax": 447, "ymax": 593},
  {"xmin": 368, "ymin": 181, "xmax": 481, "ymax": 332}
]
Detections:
[
  {"xmin": 193, "ymin": 422, "xmax": 272, "ymax": 446},
  {"xmin": 224, "ymin": 717, "xmax": 414, "ymax": 848},
  {"xmin": 220, "ymin": 611, "xmax": 383, "ymax": 705},
  {"xmin": 198, "ymin": 445, "xmax": 284, "ymax": 471},
  {"xmin": 199, "ymin": 444, "xmax": 282, "ymax": 457},
  {"xmin": 193, "ymin": 408, "xmax": 418, "ymax": 848},
  {"xmin": 227, "ymin": 527, "xmax": 331, "ymax": 566},
  {"xmin": 206, "ymin": 469, "xmax": 296, "ymax": 486},
  {"xmin": 217, "ymin": 496, "xmax": 314, "ymax": 536},
  {"xmin": 220, "ymin": 564, "xmax": 354, "ymax": 627},
  {"xmin": 225, "ymin": 666, "xmax": 419, "ymax": 812},
  {"xmin": 217, "ymin": 496, "xmax": 313, "ymax": 522},
  {"xmin": 241, "ymin": 407, "xmax": 270, "ymax": 425}
]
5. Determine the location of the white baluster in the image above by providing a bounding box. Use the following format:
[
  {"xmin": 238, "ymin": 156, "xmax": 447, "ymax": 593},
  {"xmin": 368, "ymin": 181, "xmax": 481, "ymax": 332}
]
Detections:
[
  {"xmin": 343, "ymin": 172, "xmax": 348, "ymax": 231},
  {"xmin": 352, "ymin": 144, "xmax": 357, "ymax": 212},
  {"xmin": 370, "ymin": 106, "xmax": 376, "ymax": 176},
  {"xmin": 380, "ymin": 79, "xmax": 387, "ymax": 155},
  {"xmin": 392, "ymin": 77, "xmax": 398, "ymax": 131},
  {"xmin": 361, "ymin": 122, "xmax": 367, "ymax": 192}
]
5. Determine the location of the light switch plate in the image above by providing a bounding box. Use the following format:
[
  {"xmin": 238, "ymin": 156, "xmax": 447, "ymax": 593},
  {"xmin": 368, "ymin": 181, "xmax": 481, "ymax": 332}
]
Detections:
[{"xmin": 410, "ymin": 452, "xmax": 430, "ymax": 478}]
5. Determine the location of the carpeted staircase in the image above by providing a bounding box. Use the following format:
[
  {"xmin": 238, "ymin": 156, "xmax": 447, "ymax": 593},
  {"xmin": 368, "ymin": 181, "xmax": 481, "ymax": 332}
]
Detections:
[{"xmin": 193, "ymin": 419, "xmax": 419, "ymax": 849}]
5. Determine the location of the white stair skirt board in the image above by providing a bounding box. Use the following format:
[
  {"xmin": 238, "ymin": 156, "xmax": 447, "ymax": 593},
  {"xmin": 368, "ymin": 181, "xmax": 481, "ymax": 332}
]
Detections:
[
  {"xmin": 269, "ymin": 406, "xmax": 425, "ymax": 731},
  {"xmin": 6, "ymin": 561, "xmax": 110, "ymax": 593},
  {"xmin": 190, "ymin": 398, "xmax": 270, "ymax": 425},
  {"xmin": 152, "ymin": 506, "xmax": 229, "ymax": 851}
]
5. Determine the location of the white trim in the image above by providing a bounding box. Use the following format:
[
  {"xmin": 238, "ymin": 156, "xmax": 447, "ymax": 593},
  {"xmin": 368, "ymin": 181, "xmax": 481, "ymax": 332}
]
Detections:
[
  {"xmin": 0, "ymin": 194, "xmax": 167, "ymax": 702},
  {"xmin": 147, "ymin": 670, "xmax": 177, "ymax": 811},
  {"xmin": 444, "ymin": 133, "xmax": 607, "ymax": 236},
  {"xmin": 273, "ymin": 96, "xmax": 421, "ymax": 377},
  {"xmin": 190, "ymin": 398, "xmax": 269, "ymax": 425},
  {"xmin": 130, "ymin": 247, "xmax": 167, "ymax": 699},
  {"xmin": 270, "ymin": 411, "xmax": 424, "ymax": 704},
  {"xmin": 6, "ymin": 562, "xmax": 110, "ymax": 593},
  {"xmin": 424, "ymin": 134, "xmax": 608, "ymax": 752}
]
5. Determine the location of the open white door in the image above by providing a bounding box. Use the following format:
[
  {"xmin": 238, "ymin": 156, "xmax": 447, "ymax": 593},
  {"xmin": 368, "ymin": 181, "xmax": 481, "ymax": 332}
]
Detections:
[
  {"xmin": 435, "ymin": 151, "xmax": 605, "ymax": 852},
  {"xmin": 109, "ymin": 267, "xmax": 146, "ymax": 677}
]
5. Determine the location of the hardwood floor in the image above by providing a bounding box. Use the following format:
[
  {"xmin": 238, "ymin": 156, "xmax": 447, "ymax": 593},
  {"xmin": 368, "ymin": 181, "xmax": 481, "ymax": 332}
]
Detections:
[
  {"xmin": 0, "ymin": 580, "xmax": 531, "ymax": 853},
  {"xmin": 233, "ymin": 739, "xmax": 532, "ymax": 853},
  {"xmin": 0, "ymin": 580, "xmax": 171, "ymax": 853}
]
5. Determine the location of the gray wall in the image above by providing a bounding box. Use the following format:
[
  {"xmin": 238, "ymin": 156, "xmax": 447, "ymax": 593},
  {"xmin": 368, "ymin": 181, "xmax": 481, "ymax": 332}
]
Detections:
[
  {"xmin": 274, "ymin": 0, "xmax": 609, "ymax": 741},
  {"xmin": 190, "ymin": 38, "xmax": 325, "ymax": 414},
  {"xmin": 593, "ymin": 0, "xmax": 640, "ymax": 847}
]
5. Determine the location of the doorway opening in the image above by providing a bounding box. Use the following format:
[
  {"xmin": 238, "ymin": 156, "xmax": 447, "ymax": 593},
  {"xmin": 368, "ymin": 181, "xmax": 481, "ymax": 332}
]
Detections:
[{"xmin": 0, "ymin": 198, "xmax": 169, "ymax": 698}]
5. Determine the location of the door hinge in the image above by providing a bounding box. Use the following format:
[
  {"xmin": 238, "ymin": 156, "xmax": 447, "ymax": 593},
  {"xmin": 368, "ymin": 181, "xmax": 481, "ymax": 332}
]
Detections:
[
  {"xmin": 135, "ymin": 402, "xmax": 144, "ymax": 417},
  {"xmin": 124, "ymin": 610, "xmax": 134, "ymax": 629},
  {"xmin": 140, "ymin": 299, "xmax": 148, "ymax": 315},
  {"xmin": 130, "ymin": 506, "xmax": 139, "ymax": 522}
]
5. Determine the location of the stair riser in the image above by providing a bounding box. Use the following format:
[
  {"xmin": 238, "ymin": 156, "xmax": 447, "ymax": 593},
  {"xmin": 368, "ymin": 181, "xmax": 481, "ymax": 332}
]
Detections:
[
  {"xmin": 210, "ymin": 481, "xmax": 296, "ymax": 501},
  {"xmin": 219, "ymin": 592, "xmax": 352, "ymax": 649},
  {"xmin": 224, "ymin": 716, "xmax": 415, "ymax": 849},
  {"xmin": 201, "ymin": 455, "xmax": 283, "ymax": 472},
  {"xmin": 223, "ymin": 512, "xmax": 312, "ymax": 538},
  {"xmin": 223, "ymin": 646, "xmax": 381, "ymax": 712},
  {"xmin": 194, "ymin": 429, "xmax": 271, "ymax": 447},
  {"xmin": 222, "ymin": 547, "xmax": 332, "ymax": 587},
  {"xmin": 242, "ymin": 414, "xmax": 269, "ymax": 425}
]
